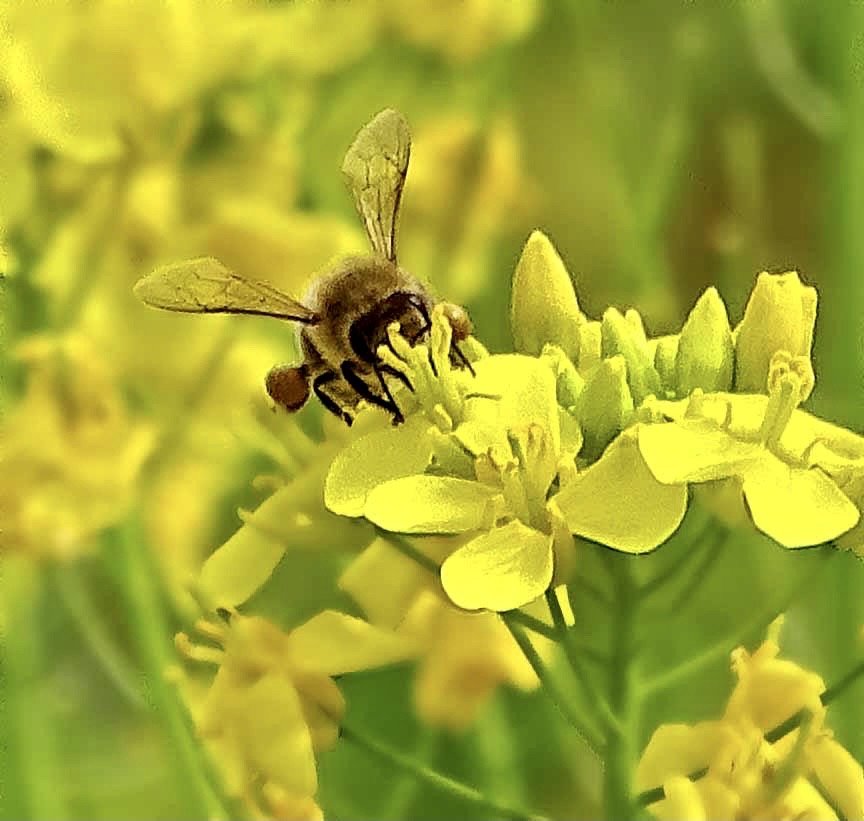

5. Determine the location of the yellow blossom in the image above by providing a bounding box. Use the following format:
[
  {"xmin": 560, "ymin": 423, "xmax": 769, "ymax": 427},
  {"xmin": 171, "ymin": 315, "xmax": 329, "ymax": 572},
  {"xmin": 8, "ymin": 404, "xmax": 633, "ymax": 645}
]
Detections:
[
  {"xmin": 176, "ymin": 610, "xmax": 416, "ymax": 812},
  {"xmin": 637, "ymin": 620, "xmax": 864, "ymax": 821},
  {"xmin": 639, "ymin": 388, "xmax": 861, "ymax": 547},
  {"xmin": 0, "ymin": 334, "xmax": 154, "ymax": 558},
  {"xmin": 384, "ymin": 0, "xmax": 539, "ymax": 63}
]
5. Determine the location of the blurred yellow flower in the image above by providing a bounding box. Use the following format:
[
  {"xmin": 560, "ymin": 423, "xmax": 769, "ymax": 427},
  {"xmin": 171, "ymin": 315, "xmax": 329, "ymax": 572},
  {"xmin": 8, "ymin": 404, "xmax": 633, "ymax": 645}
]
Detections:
[
  {"xmin": 404, "ymin": 114, "xmax": 537, "ymax": 303},
  {"xmin": 339, "ymin": 535, "xmax": 570, "ymax": 731},
  {"xmin": 402, "ymin": 589, "xmax": 540, "ymax": 731},
  {"xmin": 175, "ymin": 610, "xmax": 416, "ymax": 815},
  {"xmin": 637, "ymin": 619, "xmax": 864, "ymax": 821},
  {"xmin": 385, "ymin": 0, "xmax": 540, "ymax": 63},
  {"xmin": 0, "ymin": 333, "xmax": 154, "ymax": 558}
]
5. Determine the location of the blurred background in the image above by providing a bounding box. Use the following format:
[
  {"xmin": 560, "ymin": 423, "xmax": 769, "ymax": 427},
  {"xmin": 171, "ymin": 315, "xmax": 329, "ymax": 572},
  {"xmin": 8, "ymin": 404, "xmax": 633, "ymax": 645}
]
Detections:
[{"xmin": 2, "ymin": 1, "xmax": 863, "ymax": 818}]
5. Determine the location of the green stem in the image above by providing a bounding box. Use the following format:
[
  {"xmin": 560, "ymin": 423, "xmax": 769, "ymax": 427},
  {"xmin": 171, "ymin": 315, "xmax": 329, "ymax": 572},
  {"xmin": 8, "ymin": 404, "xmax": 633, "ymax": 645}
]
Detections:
[
  {"xmin": 502, "ymin": 613, "xmax": 604, "ymax": 754},
  {"xmin": 640, "ymin": 548, "xmax": 836, "ymax": 698},
  {"xmin": 545, "ymin": 590, "xmax": 621, "ymax": 737},
  {"xmin": 638, "ymin": 517, "xmax": 715, "ymax": 600},
  {"xmin": 502, "ymin": 608, "xmax": 557, "ymax": 640},
  {"xmin": 113, "ymin": 519, "xmax": 239, "ymax": 820},
  {"xmin": 339, "ymin": 720, "xmax": 546, "ymax": 821},
  {"xmin": 603, "ymin": 555, "xmax": 639, "ymax": 821},
  {"xmin": 1, "ymin": 556, "xmax": 68, "ymax": 820},
  {"xmin": 661, "ymin": 527, "xmax": 727, "ymax": 614},
  {"xmin": 377, "ymin": 530, "xmax": 441, "ymax": 575},
  {"xmin": 376, "ymin": 726, "xmax": 441, "ymax": 820},
  {"xmin": 50, "ymin": 561, "xmax": 147, "ymax": 710}
]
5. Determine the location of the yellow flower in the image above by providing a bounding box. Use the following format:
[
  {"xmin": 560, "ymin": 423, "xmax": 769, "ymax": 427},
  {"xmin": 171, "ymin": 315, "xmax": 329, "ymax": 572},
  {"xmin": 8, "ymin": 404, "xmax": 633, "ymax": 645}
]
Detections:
[
  {"xmin": 1, "ymin": 334, "xmax": 154, "ymax": 558},
  {"xmin": 639, "ymin": 388, "xmax": 861, "ymax": 547},
  {"xmin": 404, "ymin": 116, "xmax": 537, "ymax": 305},
  {"xmin": 384, "ymin": 0, "xmax": 539, "ymax": 63},
  {"xmin": 339, "ymin": 536, "xmax": 570, "ymax": 731},
  {"xmin": 400, "ymin": 590, "xmax": 541, "ymax": 731},
  {"xmin": 176, "ymin": 610, "xmax": 416, "ymax": 812},
  {"xmin": 637, "ymin": 619, "xmax": 864, "ymax": 821}
]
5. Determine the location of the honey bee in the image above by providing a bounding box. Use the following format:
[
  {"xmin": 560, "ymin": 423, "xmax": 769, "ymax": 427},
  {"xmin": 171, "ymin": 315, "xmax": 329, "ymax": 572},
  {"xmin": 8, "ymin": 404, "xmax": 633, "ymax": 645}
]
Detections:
[{"xmin": 134, "ymin": 109, "xmax": 473, "ymax": 426}]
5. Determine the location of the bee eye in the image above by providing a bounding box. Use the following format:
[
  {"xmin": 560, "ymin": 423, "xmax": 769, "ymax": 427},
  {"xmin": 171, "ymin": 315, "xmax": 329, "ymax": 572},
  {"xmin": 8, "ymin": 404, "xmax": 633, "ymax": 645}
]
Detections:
[
  {"xmin": 265, "ymin": 364, "xmax": 310, "ymax": 412},
  {"xmin": 441, "ymin": 302, "xmax": 473, "ymax": 341}
]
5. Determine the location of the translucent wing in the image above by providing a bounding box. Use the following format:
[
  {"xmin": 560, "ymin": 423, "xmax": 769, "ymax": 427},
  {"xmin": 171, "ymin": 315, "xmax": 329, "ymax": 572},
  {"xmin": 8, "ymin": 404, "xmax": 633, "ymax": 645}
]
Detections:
[
  {"xmin": 133, "ymin": 257, "xmax": 318, "ymax": 322},
  {"xmin": 341, "ymin": 108, "xmax": 411, "ymax": 263}
]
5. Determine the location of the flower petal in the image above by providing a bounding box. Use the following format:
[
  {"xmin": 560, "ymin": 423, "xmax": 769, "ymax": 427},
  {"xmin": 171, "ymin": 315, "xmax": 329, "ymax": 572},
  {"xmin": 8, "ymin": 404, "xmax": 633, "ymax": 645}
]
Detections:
[
  {"xmin": 287, "ymin": 611, "xmax": 417, "ymax": 675},
  {"xmin": 636, "ymin": 721, "xmax": 731, "ymax": 791},
  {"xmin": 365, "ymin": 475, "xmax": 500, "ymax": 534},
  {"xmin": 324, "ymin": 414, "xmax": 434, "ymax": 517},
  {"xmin": 638, "ymin": 419, "xmax": 761, "ymax": 484},
  {"xmin": 440, "ymin": 520, "xmax": 553, "ymax": 611},
  {"xmin": 807, "ymin": 734, "xmax": 864, "ymax": 821},
  {"xmin": 236, "ymin": 674, "xmax": 318, "ymax": 796},
  {"xmin": 469, "ymin": 354, "xmax": 560, "ymax": 457},
  {"xmin": 556, "ymin": 430, "xmax": 687, "ymax": 553},
  {"xmin": 742, "ymin": 460, "xmax": 860, "ymax": 548},
  {"xmin": 198, "ymin": 485, "xmax": 294, "ymax": 607}
]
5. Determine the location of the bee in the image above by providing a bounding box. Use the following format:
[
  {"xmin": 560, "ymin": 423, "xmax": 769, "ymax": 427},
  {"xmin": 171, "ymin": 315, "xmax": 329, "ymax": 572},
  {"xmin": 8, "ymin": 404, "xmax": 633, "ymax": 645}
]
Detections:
[{"xmin": 134, "ymin": 109, "xmax": 473, "ymax": 426}]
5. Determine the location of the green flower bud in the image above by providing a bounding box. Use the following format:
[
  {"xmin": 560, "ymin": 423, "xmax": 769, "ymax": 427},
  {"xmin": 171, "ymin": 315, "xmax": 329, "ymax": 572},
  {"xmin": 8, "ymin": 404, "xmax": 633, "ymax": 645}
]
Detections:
[
  {"xmin": 675, "ymin": 286, "xmax": 734, "ymax": 396},
  {"xmin": 577, "ymin": 320, "xmax": 602, "ymax": 373},
  {"xmin": 574, "ymin": 355, "xmax": 635, "ymax": 462},
  {"xmin": 652, "ymin": 334, "xmax": 679, "ymax": 397},
  {"xmin": 510, "ymin": 230, "xmax": 584, "ymax": 360},
  {"xmin": 734, "ymin": 271, "xmax": 817, "ymax": 393},
  {"xmin": 601, "ymin": 307, "xmax": 662, "ymax": 405},
  {"xmin": 541, "ymin": 344, "xmax": 585, "ymax": 409}
]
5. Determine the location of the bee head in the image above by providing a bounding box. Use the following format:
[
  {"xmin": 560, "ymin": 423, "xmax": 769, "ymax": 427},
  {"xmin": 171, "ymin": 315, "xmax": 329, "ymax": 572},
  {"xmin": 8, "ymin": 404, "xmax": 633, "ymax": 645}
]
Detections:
[{"xmin": 441, "ymin": 302, "xmax": 473, "ymax": 342}]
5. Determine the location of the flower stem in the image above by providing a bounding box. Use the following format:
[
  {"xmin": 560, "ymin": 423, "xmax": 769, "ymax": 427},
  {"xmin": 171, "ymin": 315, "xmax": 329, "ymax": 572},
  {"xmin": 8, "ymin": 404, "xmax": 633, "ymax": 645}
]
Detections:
[
  {"xmin": 50, "ymin": 561, "xmax": 147, "ymax": 710},
  {"xmin": 339, "ymin": 719, "xmax": 547, "ymax": 821},
  {"xmin": 502, "ymin": 608, "xmax": 557, "ymax": 640},
  {"xmin": 545, "ymin": 589, "xmax": 621, "ymax": 737},
  {"xmin": 502, "ymin": 613, "xmax": 604, "ymax": 754},
  {"xmin": 603, "ymin": 554, "xmax": 639, "ymax": 821},
  {"xmin": 113, "ymin": 517, "xmax": 240, "ymax": 820},
  {"xmin": 0, "ymin": 556, "xmax": 68, "ymax": 820},
  {"xmin": 640, "ymin": 547, "xmax": 836, "ymax": 698}
]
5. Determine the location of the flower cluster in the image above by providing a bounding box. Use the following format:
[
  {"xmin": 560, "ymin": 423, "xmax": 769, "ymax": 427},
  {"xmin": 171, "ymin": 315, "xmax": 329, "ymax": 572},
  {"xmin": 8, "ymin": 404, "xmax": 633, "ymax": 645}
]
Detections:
[
  {"xmin": 172, "ymin": 609, "xmax": 416, "ymax": 818},
  {"xmin": 321, "ymin": 230, "xmax": 864, "ymax": 622},
  {"xmin": 637, "ymin": 618, "xmax": 864, "ymax": 820}
]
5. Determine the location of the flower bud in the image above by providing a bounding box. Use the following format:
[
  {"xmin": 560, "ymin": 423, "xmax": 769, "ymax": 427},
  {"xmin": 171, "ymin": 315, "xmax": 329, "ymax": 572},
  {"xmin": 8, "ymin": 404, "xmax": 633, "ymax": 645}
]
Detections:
[
  {"xmin": 734, "ymin": 271, "xmax": 817, "ymax": 393},
  {"xmin": 577, "ymin": 320, "xmax": 602, "ymax": 373},
  {"xmin": 574, "ymin": 355, "xmax": 635, "ymax": 461},
  {"xmin": 675, "ymin": 286, "xmax": 734, "ymax": 396},
  {"xmin": 540, "ymin": 344, "xmax": 585, "ymax": 409},
  {"xmin": 511, "ymin": 230, "xmax": 584, "ymax": 360},
  {"xmin": 601, "ymin": 307, "xmax": 662, "ymax": 405},
  {"xmin": 652, "ymin": 334, "xmax": 679, "ymax": 396}
]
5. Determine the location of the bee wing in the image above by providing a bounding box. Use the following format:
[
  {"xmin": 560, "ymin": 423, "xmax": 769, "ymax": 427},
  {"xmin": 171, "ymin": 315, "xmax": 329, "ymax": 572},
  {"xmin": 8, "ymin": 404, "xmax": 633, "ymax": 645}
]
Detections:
[
  {"xmin": 133, "ymin": 257, "xmax": 318, "ymax": 322},
  {"xmin": 341, "ymin": 108, "xmax": 411, "ymax": 263}
]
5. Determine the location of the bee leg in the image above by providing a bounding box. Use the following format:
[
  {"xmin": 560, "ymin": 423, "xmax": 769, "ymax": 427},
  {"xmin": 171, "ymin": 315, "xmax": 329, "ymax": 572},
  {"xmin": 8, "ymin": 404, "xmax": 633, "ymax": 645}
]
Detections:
[
  {"xmin": 340, "ymin": 360, "xmax": 405, "ymax": 425},
  {"xmin": 312, "ymin": 371, "xmax": 354, "ymax": 427},
  {"xmin": 451, "ymin": 340, "xmax": 476, "ymax": 377},
  {"xmin": 378, "ymin": 363, "xmax": 414, "ymax": 393},
  {"xmin": 403, "ymin": 296, "xmax": 438, "ymax": 377}
]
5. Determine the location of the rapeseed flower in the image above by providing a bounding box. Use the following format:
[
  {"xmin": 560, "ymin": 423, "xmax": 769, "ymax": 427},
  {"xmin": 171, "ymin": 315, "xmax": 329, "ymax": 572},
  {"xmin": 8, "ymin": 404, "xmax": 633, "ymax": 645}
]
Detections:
[
  {"xmin": 174, "ymin": 610, "xmax": 416, "ymax": 817},
  {"xmin": 637, "ymin": 619, "xmax": 864, "ymax": 820}
]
